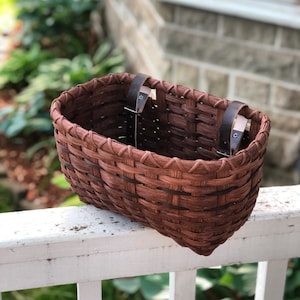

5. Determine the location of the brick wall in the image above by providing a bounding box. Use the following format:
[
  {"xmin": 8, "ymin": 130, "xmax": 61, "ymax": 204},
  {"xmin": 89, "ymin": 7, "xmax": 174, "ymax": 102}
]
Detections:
[{"xmin": 105, "ymin": 0, "xmax": 300, "ymax": 186}]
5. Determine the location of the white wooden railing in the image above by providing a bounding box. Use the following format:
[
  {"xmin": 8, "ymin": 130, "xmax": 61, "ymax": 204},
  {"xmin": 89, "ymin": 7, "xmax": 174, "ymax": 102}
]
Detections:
[{"xmin": 1, "ymin": 185, "xmax": 300, "ymax": 300}]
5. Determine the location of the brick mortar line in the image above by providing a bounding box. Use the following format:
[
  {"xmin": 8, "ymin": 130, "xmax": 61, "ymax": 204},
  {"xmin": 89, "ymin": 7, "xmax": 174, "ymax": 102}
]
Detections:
[
  {"xmin": 268, "ymin": 83, "xmax": 277, "ymax": 109},
  {"xmin": 167, "ymin": 53, "xmax": 300, "ymax": 92},
  {"xmin": 168, "ymin": 54, "xmax": 300, "ymax": 116},
  {"xmin": 269, "ymin": 106, "xmax": 300, "ymax": 119},
  {"xmin": 170, "ymin": 56, "xmax": 177, "ymax": 83},
  {"xmin": 198, "ymin": 66, "xmax": 205, "ymax": 92},
  {"xmin": 274, "ymin": 27, "xmax": 283, "ymax": 50},
  {"xmin": 173, "ymin": 5, "xmax": 180, "ymax": 25},
  {"xmin": 163, "ymin": 22, "xmax": 300, "ymax": 57},
  {"xmin": 217, "ymin": 15, "xmax": 224, "ymax": 37},
  {"xmin": 227, "ymin": 73, "xmax": 235, "ymax": 100},
  {"xmin": 269, "ymin": 128, "xmax": 300, "ymax": 140}
]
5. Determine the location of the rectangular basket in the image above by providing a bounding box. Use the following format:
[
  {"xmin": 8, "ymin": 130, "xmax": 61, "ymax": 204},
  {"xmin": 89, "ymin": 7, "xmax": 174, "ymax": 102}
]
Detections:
[{"xmin": 50, "ymin": 73, "xmax": 271, "ymax": 255}]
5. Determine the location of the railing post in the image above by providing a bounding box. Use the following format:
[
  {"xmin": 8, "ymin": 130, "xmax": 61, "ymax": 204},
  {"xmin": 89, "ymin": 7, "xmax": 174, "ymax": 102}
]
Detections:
[
  {"xmin": 169, "ymin": 270, "xmax": 197, "ymax": 300},
  {"xmin": 255, "ymin": 260, "xmax": 288, "ymax": 300},
  {"xmin": 77, "ymin": 281, "xmax": 102, "ymax": 300}
]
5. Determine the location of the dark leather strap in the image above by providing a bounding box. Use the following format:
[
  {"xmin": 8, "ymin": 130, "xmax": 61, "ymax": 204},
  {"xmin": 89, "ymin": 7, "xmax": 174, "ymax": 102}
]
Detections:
[
  {"xmin": 125, "ymin": 76, "xmax": 248, "ymax": 155},
  {"xmin": 125, "ymin": 73, "xmax": 150, "ymax": 146},
  {"xmin": 219, "ymin": 101, "xmax": 248, "ymax": 157},
  {"xmin": 126, "ymin": 73, "xmax": 150, "ymax": 113}
]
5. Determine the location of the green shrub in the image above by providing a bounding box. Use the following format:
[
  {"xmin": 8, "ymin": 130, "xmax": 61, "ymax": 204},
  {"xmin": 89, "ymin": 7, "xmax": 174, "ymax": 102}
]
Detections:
[
  {"xmin": 0, "ymin": 0, "xmax": 124, "ymax": 200},
  {"xmin": 0, "ymin": 44, "xmax": 54, "ymax": 91},
  {"xmin": 113, "ymin": 266, "xmax": 257, "ymax": 300},
  {"xmin": 2, "ymin": 284, "xmax": 77, "ymax": 300},
  {"xmin": 0, "ymin": 182, "xmax": 15, "ymax": 212},
  {"xmin": 15, "ymin": 0, "xmax": 99, "ymax": 56},
  {"xmin": 0, "ymin": 42, "xmax": 124, "ymax": 139}
]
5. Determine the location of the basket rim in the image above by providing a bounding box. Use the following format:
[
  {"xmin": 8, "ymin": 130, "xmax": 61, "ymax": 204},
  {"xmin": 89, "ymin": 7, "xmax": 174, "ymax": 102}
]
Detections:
[{"xmin": 50, "ymin": 73, "xmax": 271, "ymax": 173}]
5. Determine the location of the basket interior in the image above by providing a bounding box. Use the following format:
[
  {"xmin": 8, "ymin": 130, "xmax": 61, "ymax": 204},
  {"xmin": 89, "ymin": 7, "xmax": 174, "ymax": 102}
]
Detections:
[{"xmin": 61, "ymin": 82, "xmax": 247, "ymax": 161}]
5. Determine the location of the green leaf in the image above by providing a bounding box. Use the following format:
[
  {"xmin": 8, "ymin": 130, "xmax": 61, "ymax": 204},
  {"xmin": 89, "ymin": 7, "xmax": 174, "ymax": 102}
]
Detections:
[
  {"xmin": 197, "ymin": 267, "xmax": 223, "ymax": 281},
  {"xmin": 0, "ymin": 105, "xmax": 14, "ymax": 118},
  {"xmin": 22, "ymin": 121, "xmax": 52, "ymax": 136},
  {"xmin": 218, "ymin": 272, "xmax": 234, "ymax": 289},
  {"xmin": 113, "ymin": 277, "xmax": 141, "ymax": 294},
  {"xmin": 196, "ymin": 276, "xmax": 215, "ymax": 291},
  {"xmin": 140, "ymin": 274, "xmax": 169, "ymax": 300},
  {"xmin": 93, "ymin": 42, "xmax": 112, "ymax": 64},
  {"xmin": 0, "ymin": 118, "xmax": 11, "ymax": 134},
  {"xmin": 93, "ymin": 53, "xmax": 124, "ymax": 77},
  {"xmin": 222, "ymin": 264, "xmax": 257, "ymax": 297},
  {"xmin": 6, "ymin": 115, "xmax": 27, "ymax": 137},
  {"xmin": 25, "ymin": 137, "xmax": 55, "ymax": 160},
  {"xmin": 51, "ymin": 174, "xmax": 71, "ymax": 189},
  {"xmin": 59, "ymin": 194, "xmax": 84, "ymax": 207}
]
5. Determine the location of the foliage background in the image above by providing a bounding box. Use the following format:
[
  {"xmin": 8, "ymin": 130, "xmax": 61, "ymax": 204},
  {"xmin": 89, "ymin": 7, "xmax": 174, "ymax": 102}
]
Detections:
[{"xmin": 0, "ymin": 1, "xmax": 299, "ymax": 299}]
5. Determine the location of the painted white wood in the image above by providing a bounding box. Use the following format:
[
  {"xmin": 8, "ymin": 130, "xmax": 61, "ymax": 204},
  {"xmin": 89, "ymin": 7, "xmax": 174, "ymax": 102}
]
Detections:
[
  {"xmin": 77, "ymin": 281, "xmax": 102, "ymax": 300},
  {"xmin": 255, "ymin": 260, "xmax": 288, "ymax": 300},
  {"xmin": 162, "ymin": 0, "xmax": 300, "ymax": 29},
  {"xmin": 0, "ymin": 185, "xmax": 299, "ymax": 294},
  {"xmin": 169, "ymin": 270, "xmax": 197, "ymax": 300}
]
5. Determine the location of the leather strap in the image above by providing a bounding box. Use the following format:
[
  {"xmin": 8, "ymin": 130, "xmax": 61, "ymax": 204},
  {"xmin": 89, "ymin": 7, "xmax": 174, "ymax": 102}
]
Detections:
[
  {"xmin": 125, "ymin": 73, "xmax": 150, "ymax": 114},
  {"xmin": 218, "ymin": 101, "xmax": 248, "ymax": 157},
  {"xmin": 125, "ymin": 76, "xmax": 248, "ymax": 156},
  {"xmin": 125, "ymin": 73, "xmax": 150, "ymax": 146}
]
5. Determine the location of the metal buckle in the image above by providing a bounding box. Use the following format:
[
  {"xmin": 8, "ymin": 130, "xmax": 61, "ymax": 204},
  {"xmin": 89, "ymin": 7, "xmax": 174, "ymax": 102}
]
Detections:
[
  {"xmin": 217, "ymin": 150, "xmax": 230, "ymax": 158},
  {"xmin": 218, "ymin": 114, "xmax": 249, "ymax": 157},
  {"xmin": 124, "ymin": 86, "xmax": 152, "ymax": 114}
]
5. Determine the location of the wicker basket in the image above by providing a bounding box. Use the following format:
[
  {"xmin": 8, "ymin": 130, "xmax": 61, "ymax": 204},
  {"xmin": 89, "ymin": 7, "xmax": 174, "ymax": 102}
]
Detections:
[{"xmin": 50, "ymin": 73, "xmax": 271, "ymax": 255}]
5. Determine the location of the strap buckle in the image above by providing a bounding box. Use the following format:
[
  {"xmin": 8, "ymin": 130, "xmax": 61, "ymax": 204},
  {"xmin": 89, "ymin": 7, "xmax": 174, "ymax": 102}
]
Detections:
[
  {"xmin": 125, "ymin": 73, "xmax": 152, "ymax": 147},
  {"xmin": 124, "ymin": 86, "xmax": 151, "ymax": 114},
  {"xmin": 218, "ymin": 101, "xmax": 249, "ymax": 157}
]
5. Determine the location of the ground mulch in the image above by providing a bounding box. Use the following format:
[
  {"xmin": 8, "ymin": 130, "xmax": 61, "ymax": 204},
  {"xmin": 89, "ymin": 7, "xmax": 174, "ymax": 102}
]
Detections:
[{"xmin": 0, "ymin": 92, "xmax": 72, "ymax": 208}]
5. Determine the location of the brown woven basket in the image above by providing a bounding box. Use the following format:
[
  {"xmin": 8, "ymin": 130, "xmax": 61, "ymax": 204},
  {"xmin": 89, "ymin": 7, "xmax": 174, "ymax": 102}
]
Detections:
[{"xmin": 50, "ymin": 72, "xmax": 270, "ymax": 255}]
